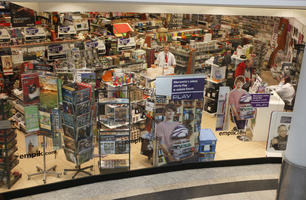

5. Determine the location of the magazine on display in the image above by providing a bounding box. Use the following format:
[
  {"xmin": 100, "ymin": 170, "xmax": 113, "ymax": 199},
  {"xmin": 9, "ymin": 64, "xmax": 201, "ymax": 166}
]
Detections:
[
  {"xmin": 76, "ymin": 112, "xmax": 91, "ymax": 128},
  {"xmin": 62, "ymin": 112, "xmax": 74, "ymax": 127},
  {"xmin": 21, "ymin": 73, "xmax": 40, "ymax": 105},
  {"xmin": 63, "ymin": 124, "xmax": 75, "ymax": 139},
  {"xmin": 64, "ymin": 148, "xmax": 77, "ymax": 164},
  {"xmin": 76, "ymin": 125, "xmax": 92, "ymax": 141},
  {"xmin": 78, "ymin": 147, "xmax": 93, "ymax": 165},
  {"xmin": 24, "ymin": 105, "xmax": 40, "ymax": 132},
  {"xmin": 75, "ymin": 101, "xmax": 90, "ymax": 116},
  {"xmin": 39, "ymin": 111, "xmax": 52, "ymax": 131},
  {"xmin": 63, "ymin": 136, "xmax": 76, "ymax": 151},
  {"xmin": 77, "ymin": 137, "xmax": 93, "ymax": 152}
]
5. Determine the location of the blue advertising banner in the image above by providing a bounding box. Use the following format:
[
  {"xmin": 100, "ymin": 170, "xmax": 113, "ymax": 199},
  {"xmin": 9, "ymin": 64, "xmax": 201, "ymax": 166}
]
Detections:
[
  {"xmin": 251, "ymin": 94, "xmax": 270, "ymax": 107},
  {"xmin": 171, "ymin": 78, "xmax": 205, "ymax": 100}
]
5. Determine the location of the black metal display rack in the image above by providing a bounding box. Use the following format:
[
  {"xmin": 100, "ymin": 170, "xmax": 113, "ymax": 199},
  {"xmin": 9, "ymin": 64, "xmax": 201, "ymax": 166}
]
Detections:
[
  {"xmin": 97, "ymin": 85, "xmax": 131, "ymax": 174},
  {"xmin": 0, "ymin": 98, "xmax": 21, "ymax": 189},
  {"xmin": 62, "ymin": 83, "xmax": 94, "ymax": 179}
]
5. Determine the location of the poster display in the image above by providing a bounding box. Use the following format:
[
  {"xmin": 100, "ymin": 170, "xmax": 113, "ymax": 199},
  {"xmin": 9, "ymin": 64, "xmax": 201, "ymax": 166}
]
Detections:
[
  {"xmin": 154, "ymin": 75, "xmax": 205, "ymax": 166},
  {"xmin": 266, "ymin": 112, "xmax": 293, "ymax": 157}
]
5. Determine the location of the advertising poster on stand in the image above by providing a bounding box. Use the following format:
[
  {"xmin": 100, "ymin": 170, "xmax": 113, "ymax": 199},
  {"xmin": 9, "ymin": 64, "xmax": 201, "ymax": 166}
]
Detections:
[{"xmin": 154, "ymin": 75, "xmax": 205, "ymax": 166}]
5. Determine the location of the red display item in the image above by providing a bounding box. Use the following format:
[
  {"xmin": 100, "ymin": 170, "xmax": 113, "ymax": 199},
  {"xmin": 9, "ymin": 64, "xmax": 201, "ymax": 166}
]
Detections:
[{"xmin": 21, "ymin": 73, "xmax": 40, "ymax": 105}]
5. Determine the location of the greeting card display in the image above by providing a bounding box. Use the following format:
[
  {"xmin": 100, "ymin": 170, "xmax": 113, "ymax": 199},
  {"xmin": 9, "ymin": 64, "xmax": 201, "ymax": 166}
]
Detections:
[{"xmin": 62, "ymin": 83, "xmax": 93, "ymax": 168}]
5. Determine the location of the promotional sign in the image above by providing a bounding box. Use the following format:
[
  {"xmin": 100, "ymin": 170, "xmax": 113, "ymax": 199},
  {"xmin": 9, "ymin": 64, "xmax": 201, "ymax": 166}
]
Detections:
[
  {"xmin": 156, "ymin": 74, "xmax": 205, "ymax": 99},
  {"xmin": 117, "ymin": 37, "xmax": 136, "ymax": 51},
  {"xmin": 171, "ymin": 78, "xmax": 205, "ymax": 100},
  {"xmin": 250, "ymin": 94, "xmax": 270, "ymax": 108},
  {"xmin": 266, "ymin": 112, "xmax": 293, "ymax": 157},
  {"xmin": 154, "ymin": 75, "xmax": 205, "ymax": 166}
]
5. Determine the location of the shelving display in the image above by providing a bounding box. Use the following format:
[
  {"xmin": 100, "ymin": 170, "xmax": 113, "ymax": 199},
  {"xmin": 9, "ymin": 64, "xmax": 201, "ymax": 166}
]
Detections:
[
  {"xmin": 0, "ymin": 1, "xmax": 303, "ymax": 194},
  {"xmin": 0, "ymin": 98, "xmax": 21, "ymax": 189}
]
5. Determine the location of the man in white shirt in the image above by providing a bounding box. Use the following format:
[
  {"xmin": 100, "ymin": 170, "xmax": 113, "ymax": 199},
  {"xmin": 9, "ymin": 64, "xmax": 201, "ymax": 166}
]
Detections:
[
  {"xmin": 269, "ymin": 76, "xmax": 295, "ymax": 105},
  {"xmin": 155, "ymin": 44, "xmax": 176, "ymax": 74}
]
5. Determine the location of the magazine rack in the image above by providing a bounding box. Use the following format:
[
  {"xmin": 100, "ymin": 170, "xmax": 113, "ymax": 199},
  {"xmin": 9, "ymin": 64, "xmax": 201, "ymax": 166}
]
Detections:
[
  {"xmin": 97, "ymin": 85, "xmax": 131, "ymax": 174},
  {"xmin": 27, "ymin": 133, "xmax": 61, "ymax": 184},
  {"xmin": 62, "ymin": 83, "xmax": 94, "ymax": 179}
]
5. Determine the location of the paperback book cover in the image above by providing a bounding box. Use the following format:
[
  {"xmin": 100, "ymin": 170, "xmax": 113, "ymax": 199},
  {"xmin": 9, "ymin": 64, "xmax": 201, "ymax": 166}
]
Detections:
[
  {"xmin": 1, "ymin": 55, "xmax": 13, "ymax": 75},
  {"xmin": 39, "ymin": 74, "xmax": 58, "ymax": 112},
  {"xmin": 25, "ymin": 133, "xmax": 38, "ymax": 154},
  {"xmin": 24, "ymin": 105, "xmax": 39, "ymax": 132},
  {"xmin": 63, "ymin": 101, "xmax": 74, "ymax": 115},
  {"xmin": 39, "ymin": 111, "xmax": 52, "ymax": 131},
  {"xmin": 21, "ymin": 73, "xmax": 40, "ymax": 105}
]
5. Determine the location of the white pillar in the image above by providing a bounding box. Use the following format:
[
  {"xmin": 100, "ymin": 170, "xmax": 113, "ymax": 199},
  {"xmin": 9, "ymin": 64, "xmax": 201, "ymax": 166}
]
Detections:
[
  {"xmin": 285, "ymin": 47, "xmax": 306, "ymax": 166},
  {"xmin": 277, "ymin": 46, "xmax": 306, "ymax": 200}
]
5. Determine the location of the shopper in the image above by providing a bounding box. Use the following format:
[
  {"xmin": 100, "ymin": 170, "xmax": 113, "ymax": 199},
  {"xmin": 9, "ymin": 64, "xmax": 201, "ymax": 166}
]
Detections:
[
  {"xmin": 155, "ymin": 43, "xmax": 176, "ymax": 71},
  {"xmin": 229, "ymin": 76, "xmax": 248, "ymax": 130},
  {"xmin": 234, "ymin": 57, "xmax": 254, "ymax": 90},
  {"xmin": 271, "ymin": 124, "xmax": 288, "ymax": 151},
  {"xmin": 268, "ymin": 76, "xmax": 295, "ymax": 105},
  {"xmin": 155, "ymin": 104, "xmax": 180, "ymax": 163}
]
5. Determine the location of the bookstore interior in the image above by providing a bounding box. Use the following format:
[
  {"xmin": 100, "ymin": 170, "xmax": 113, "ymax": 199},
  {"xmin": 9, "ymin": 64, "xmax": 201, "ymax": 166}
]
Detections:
[{"xmin": 0, "ymin": 1, "xmax": 304, "ymax": 192}]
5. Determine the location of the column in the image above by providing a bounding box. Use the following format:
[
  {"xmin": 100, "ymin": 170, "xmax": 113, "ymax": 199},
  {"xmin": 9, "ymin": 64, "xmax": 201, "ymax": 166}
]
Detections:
[{"xmin": 277, "ymin": 46, "xmax": 306, "ymax": 200}]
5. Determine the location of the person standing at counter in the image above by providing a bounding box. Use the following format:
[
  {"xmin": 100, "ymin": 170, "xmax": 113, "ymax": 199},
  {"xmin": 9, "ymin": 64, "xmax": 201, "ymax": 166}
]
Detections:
[
  {"xmin": 155, "ymin": 43, "xmax": 176, "ymax": 74},
  {"xmin": 234, "ymin": 57, "xmax": 255, "ymax": 90},
  {"xmin": 268, "ymin": 76, "xmax": 295, "ymax": 105}
]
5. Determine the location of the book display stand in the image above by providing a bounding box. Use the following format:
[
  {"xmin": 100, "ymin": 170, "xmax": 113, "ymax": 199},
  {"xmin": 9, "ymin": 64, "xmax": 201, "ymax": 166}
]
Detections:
[{"xmin": 62, "ymin": 83, "xmax": 94, "ymax": 179}]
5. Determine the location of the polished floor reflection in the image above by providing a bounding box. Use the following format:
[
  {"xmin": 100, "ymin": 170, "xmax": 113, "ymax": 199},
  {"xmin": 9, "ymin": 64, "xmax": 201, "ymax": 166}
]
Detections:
[{"xmin": 13, "ymin": 163, "xmax": 280, "ymax": 200}]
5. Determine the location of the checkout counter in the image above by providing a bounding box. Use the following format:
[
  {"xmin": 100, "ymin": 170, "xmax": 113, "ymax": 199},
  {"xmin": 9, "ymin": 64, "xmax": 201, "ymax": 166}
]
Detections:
[{"xmin": 249, "ymin": 90, "xmax": 285, "ymax": 141}]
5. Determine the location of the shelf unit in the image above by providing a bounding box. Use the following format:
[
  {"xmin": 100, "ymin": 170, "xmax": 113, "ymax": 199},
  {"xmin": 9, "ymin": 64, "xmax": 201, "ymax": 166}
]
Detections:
[
  {"xmin": 97, "ymin": 87, "xmax": 131, "ymax": 174},
  {"xmin": 204, "ymin": 77, "xmax": 226, "ymax": 115},
  {"xmin": 0, "ymin": 117, "xmax": 21, "ymax": 189}
]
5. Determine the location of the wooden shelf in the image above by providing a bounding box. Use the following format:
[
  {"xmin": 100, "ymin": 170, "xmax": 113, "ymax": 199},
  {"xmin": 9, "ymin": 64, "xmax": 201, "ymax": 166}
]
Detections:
[{"xmin": 0, "ymin": 39, "xmax": 82, "ymax": 49}]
